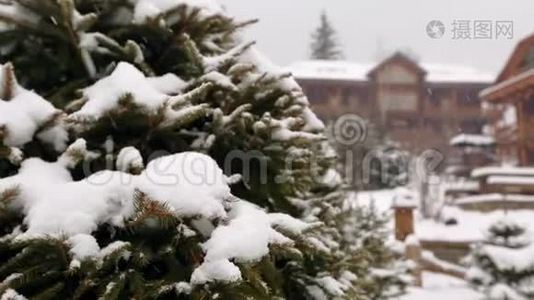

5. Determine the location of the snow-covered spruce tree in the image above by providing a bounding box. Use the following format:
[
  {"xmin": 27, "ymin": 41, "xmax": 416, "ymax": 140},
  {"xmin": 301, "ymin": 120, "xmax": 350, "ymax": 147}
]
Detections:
[
  {"xmin": 310, "ymin": 11, "xmax": 343, "ymax": 60},
  {"xmin": 466, "ymin": 218, "xmax": 534, "ymax": 300},
  {"xmin": 339, "ymin": 203, "xmax": 409, "ymax": 299},
  {"xmin": 0, "ymin": 1, "xmax": 402, "ymax": 299},
  {"xmin": 328, "ymin": 119, "xmax": 410, "ymax": 190}
]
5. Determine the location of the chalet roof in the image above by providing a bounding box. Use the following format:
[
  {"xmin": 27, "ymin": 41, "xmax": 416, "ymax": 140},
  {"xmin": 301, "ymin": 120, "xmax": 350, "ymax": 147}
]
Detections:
[
  {"xmin": 423, "ymin": 64, "xmax": 495, "ymax": 84},
  {"xmin": 289, "ymin": 58, "xmax": 495, "ymax": 84},
  {"xmin": 288, "ymin": 60, "xmax": 374, "ymax": 82},
  {"xmin": 495, "ymin": 33, "xmax": 534, "ymax": 82},
  {"xmin": 479, "ymin": 34, "xmax": 534, "ymax": 102},
  {"xmin": 367, "ymin": 51, "xmax": 426, "ymax": 79},
  {"xmin": 479, "ymin": 68, "xmax": 534, "ymax": 102}
]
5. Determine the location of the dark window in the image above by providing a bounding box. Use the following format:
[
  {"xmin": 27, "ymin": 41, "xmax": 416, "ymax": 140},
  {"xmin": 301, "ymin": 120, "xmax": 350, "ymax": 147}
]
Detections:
[
  {"xmin": 525, "ymin": 98, "xmax": 534, "ymax": 115},
  {"xmin": 523, "ymin": 47, "xmax": 534, "ymax": 70},
  {"xmin": 428, "ymin": 88, "xmax": 445, "ymax": 107},
  {"xmin": 342, "ymin": 88, "xmax": 352, "ymax": 106},
  {"xmin": 460, "ymin": 119, "xmax": 484, "ymax": 134},
  {"xmin": 389, "ymin": 117, "xmax": 417, "ymax": 129},
  {"xmin": 305, "ymin": 86, "xmax": 329, "ymax": 103},
  {"xmin": 527, "ymin": 149, "xmax": 534, "ymax": 165},
  {"xmin": 425, "ymin": 119, "xmax": 443, "ymax": 133},
  {"xmin": 360, "ymin": 90, "xmax": 369, "ymax": 105},
  {"xmin": 457, "ymin": 89, "xmax": 480, "ymax": 106}
]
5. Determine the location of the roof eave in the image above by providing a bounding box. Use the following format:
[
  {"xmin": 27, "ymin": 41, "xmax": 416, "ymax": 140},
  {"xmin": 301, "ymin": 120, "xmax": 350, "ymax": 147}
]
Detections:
[{"xmin": 479, "ymin": 69, "xmax": 534, "ymax": 103}]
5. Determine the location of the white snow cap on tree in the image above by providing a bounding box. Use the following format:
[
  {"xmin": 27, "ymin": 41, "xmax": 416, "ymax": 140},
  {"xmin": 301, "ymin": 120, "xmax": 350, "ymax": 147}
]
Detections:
[
  {"xmin": 132, "ymin": 0, "xmax": 223, "ymax": 23},
  {"xmin": 0, "ymin": 289, "xmax": 27, "ymax": 300},
  {"xmin": 70, "ymin": 62, "xmax": 186, "ymax": 121},
  {"xmin": 0, "ymin": 63, "xmax": 68, "ymax": 151},
  {"xmin": 1, "ymin": 142, "xmax": 311, "ymax": 285}
]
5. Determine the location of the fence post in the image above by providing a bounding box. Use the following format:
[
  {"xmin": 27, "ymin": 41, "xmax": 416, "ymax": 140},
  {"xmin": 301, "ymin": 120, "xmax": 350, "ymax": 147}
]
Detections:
[
  {"xmin": 405, "ymin": 235, "xmax": 423, "ymax": 287},
  {"xmin": 392, "ymin": 198, "xmax": 416, "ymax": 241}
]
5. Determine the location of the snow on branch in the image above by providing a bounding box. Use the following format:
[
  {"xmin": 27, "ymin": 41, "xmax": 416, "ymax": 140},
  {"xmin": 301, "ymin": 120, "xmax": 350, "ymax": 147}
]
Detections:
[
  {"xmin": 132, "ymin": 0, "xmax": 224, "ymax": 24},
  {"xmin": 1, "ymin": 148, "xmax": 311, "ymax": 285},
  {"xmin": 0, "ymin": 63, "xmax": 68, "ymax": 156},
  {"xmin": 68, "ymin": 62, "xmax": 206, "ymax": 130},
  {"xmin": 256, "ymin": 113, "xmax": 323, "ymax": 142}
]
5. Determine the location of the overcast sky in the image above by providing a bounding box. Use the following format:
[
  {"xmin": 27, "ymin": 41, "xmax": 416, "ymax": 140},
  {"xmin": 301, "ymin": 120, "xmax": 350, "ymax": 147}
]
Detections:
[{"xmin": 219, "ymin": 0, "xmax": 534, "ymax": 74}]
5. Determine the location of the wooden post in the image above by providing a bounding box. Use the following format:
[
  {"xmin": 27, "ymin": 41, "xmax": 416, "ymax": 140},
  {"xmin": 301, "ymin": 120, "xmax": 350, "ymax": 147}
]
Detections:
[
  {"xmin": 394, "ymin": 207, "xmax": 414, "ymax": 241},
  {"xmin": 405, "ymin": 235, "xmax": 423, "ymax": 287}
]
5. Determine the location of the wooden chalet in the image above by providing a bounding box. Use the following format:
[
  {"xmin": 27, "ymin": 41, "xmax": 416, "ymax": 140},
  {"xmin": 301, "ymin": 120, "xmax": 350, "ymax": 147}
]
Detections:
[
  {"xmin": 291, "ymin": 52, "xmax": 494, "ymax": 160},
  {"xmin": 481, "ymin": 34, "xmax": 534, "ymax": 166}
]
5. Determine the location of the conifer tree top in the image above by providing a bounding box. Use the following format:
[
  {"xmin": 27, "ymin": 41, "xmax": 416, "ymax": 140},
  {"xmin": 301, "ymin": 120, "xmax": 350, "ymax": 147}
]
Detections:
[{"xmin": 310, "ymin": 11, "xmax": 343, "ymax": 60}]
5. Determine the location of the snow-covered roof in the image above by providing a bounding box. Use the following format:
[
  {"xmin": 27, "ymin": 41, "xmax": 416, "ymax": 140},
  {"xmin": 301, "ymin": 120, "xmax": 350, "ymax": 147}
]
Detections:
[
  {"xmin": 471, "ymin": 166, "xmax": 534, "ymax": 178},
  {"xmin": 443, "ymin": 181, "xmax": 480, "ymax": 192},
  {"xmin": 392, "ymin": 194, "xmax": 418, "ymax": 208},
  {"xmin": 487, "ymin": 175, "xmax": 534, "ymax": 185},
  {"xmin": 455, "ymin": 193, "xmax": 534, "ymax": 205},
  {"xmin": 422, "ymin": 63, "xmax": 495, "ymax": 83},
  {"xmin": 288, "ymin": 60, "xmax": 374, "ymax": 82},
  {"xmin": 288, "ymin": 60, "xmax": 495, "ymax": 83},
  {"xmin": 450, "ymin": 134, "xmax": 495, "ymax": 147},
  {"xmin": 480, "ymin": 68, "xmax": 534, "ymax": 100}
]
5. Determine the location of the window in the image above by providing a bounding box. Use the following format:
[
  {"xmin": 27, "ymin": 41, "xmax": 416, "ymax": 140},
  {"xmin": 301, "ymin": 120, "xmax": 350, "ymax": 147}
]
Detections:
[
  {"xmin": 428, "ymin": 88, "xmax": 447, "ymax": 107},
  {"xmin": 524, "ymin": 97, "xmax": 534, "ymax": 115},
  {"xmin": 460, "ymin": 119, "xmax": 484, "ymax": 134},
  {"xmin": 342, "ymin": 88, "xmax": 352, "ymax": 106},
  {"xmin": 305, "ymin": 86, "xmax": 329, "ymax": 103},
  {"xmin": 457, "ymin": 89, "xmax": 480, "ymax": 106},
  {"xmin": 523, "ymin": 46, "xmax": 534, "ymax": 70},
  {"xmin": 425, "ymin": 119, "xmax": 443, "ymax": 133},
  {"xmin": 379, "ymin": 90, "xmax": 418, "ymax": 111},
  {"xmin": 527, "ymin": 148, "xmax": 534, "ymax": 165},
  {"xmin": 389, "ymin": 117, "xmax": 417, "ymax": 129}
]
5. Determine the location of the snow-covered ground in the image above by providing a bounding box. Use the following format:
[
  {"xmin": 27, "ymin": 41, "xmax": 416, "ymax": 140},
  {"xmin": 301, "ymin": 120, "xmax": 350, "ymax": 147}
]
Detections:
[
  {"xmin": 350, "ymin": 188, "xmax": 534, "ymax": 298},
  {"xmin": 399, "ymin": 272, "xmax": 483, "ymax": 300},
  {"xmin": 350, "ymin": 188, "xmax": 534, "ymax": 243}
]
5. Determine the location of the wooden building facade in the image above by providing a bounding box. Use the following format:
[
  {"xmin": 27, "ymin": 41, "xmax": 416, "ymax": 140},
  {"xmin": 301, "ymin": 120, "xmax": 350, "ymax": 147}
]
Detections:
[
  {"xmin": 481, "ymin": 34, "xmax": 534, "ymax": 166},
  {"xmin": 291, "ymin": 52, "xmax": 494, "ymax": 159}
]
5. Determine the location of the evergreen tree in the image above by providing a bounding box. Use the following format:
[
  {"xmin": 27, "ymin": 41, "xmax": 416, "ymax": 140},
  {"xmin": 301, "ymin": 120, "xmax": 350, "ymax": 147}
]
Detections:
[
  {"xmin": 329, "ymin": 119, "xmax": 410, "ymax": 190},
  {"xmin": 0, "ymin": 1, "xmax": 403, "ymax": 299},
  {"xmin": 466, "ymin": 218, "xmax": 534, "ymax": 300},
  {"xmin": 310, "ymin": 11, "xmax": 343, "ymax": 60}
]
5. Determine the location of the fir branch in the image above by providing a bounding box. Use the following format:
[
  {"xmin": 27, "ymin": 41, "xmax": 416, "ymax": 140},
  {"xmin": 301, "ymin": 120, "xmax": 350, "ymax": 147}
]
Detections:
[
  {"xmin": 0, "ymin": 186, "xmax": 19, "ymax": 206},
  {"xmin": 32, "ymin": 282, "xmax": 65, "ymax": 300},
  {"xmin": 126, "ymin": 190, "xmax": 180, "ymax": 233},
  {"xmin": 0, "ymin": 12, "xmax": 65, "ymax": 40},
  {"xmin": 98, "ymin": 273, "xmax": 126, "ymax": 300}
]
